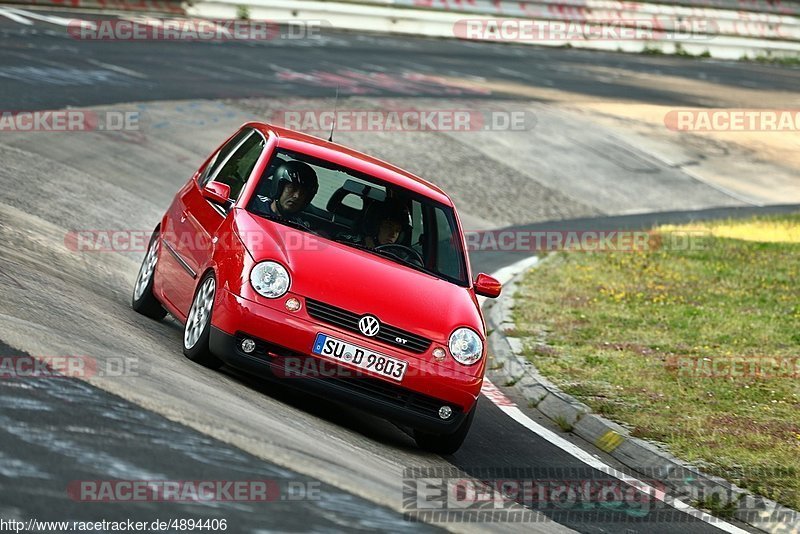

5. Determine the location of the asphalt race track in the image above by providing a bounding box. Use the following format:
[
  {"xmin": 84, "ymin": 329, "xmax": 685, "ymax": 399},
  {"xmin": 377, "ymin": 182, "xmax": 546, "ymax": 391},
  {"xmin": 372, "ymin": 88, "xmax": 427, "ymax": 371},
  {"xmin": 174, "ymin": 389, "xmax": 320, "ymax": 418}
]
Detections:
[
  {"xmin": 1, "ymin": 7, "xmax": 799, "ymax": 533},
  {"xmin": 2, "ymin": 9, "xmax": 799, "ymax": 112}
]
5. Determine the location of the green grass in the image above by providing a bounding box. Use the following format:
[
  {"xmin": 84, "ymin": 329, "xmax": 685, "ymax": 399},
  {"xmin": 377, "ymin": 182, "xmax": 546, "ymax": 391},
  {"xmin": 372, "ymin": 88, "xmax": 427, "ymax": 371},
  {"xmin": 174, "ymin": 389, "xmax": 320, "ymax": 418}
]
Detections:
[
  {"xmin": 673, "ymin": 44, "xmax": 710, "ymax": 59},
  {"xmin": 504, "ymin": 375, "xmax": 522, "ymax": 387},
  {"xmin": 553, "ymin": 415, "xmax": 574, "ymax": 433},
  {"xmin": 514, "ymin": 213, "xmax": 800, "ymax": 510},
  {"xmin": 742, "ymin": 53, "xmax": 800, "ymax": 67},
  {"xmin": 236, "ymin": 5, "xmax": 250, "ymax": 19},
  {"xmin": 641, "ymin": 45, "xmax": 664, "ymax": 55},
  {"xmin": 694, "ymin": 494, "xmax": 741, "ymax": 518},
  {"xmin": 641, "ymin": 43, "xmax": 711, "ymax": 60}
]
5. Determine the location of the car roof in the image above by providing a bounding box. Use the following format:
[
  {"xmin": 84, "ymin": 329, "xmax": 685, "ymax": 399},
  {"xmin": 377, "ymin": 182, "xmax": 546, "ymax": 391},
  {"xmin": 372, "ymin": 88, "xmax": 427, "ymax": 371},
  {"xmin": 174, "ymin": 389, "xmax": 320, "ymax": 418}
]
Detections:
[{"xmin": 246, "ymin": 122, "xmax": 454, "ymax": 206}]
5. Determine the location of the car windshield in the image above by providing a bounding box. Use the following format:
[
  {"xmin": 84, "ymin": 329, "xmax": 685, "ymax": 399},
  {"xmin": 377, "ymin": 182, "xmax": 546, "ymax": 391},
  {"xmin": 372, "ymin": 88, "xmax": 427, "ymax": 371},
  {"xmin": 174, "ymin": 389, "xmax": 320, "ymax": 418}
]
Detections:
[{"xmin": 246, "ymin": 148, "xmax": 468, "ymax": 286}]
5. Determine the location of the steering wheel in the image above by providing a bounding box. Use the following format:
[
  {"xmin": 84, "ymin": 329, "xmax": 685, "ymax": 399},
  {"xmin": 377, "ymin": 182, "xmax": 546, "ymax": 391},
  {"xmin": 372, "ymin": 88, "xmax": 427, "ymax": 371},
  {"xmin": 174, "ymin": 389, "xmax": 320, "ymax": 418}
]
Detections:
[{"xmin": 374, "ymin": 243, "xmax": 424, "ymax": 267}]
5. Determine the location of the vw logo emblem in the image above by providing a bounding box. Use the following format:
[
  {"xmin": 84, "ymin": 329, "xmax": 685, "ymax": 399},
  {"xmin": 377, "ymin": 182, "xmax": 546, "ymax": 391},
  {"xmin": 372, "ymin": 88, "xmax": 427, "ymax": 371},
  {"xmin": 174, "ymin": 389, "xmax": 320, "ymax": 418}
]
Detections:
[{"xmin": 358, "ymin": 315, "xmax": 380, "ymax": 337}]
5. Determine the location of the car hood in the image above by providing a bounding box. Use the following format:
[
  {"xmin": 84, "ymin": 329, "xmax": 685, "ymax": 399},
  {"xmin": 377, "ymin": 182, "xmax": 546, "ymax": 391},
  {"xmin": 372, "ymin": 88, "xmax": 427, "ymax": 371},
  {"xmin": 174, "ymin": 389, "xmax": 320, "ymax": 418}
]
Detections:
[{"xmin": 233, "ymin": 210, "xmax": 481, "ymax": 343}]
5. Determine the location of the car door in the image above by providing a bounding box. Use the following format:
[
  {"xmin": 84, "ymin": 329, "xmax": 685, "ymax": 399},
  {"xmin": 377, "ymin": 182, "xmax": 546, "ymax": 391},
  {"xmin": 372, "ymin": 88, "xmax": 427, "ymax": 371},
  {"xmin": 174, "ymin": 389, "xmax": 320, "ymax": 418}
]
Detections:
[{"xmin": 161, "ymin": 128, "xmax": 265, "ymax": 316}]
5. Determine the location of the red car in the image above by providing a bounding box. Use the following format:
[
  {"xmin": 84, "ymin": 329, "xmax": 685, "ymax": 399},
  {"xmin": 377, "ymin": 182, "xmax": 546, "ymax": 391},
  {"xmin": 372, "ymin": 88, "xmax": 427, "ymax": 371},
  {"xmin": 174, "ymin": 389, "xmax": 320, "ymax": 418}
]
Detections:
[{"xmin": 132, "ymin": 123, "xmax": 501, "ymax": 453}]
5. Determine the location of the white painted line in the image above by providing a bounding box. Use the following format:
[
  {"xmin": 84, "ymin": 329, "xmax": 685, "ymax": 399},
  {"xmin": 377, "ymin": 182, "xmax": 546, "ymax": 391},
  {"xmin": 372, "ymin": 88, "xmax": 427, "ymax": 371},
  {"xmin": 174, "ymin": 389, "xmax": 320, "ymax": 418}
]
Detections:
[
  {"xmin": 0, "ymin": 8, "xmax": 33, "ymax": 25},
  {"xmin": 120, "ymin": 15, "xmax": 164, "ymax": 27},
  {"xmin": 483, "ymin": 254, "xmax": 749, "ymax": 533},
  {"xmin": 4, "ymin": 50, "xmax": 81, "ymax": 69},
  {"xmin": 490, "ymin": 255, "xmax": 540, "ymax": 286},
  {"xmin": 496, "ymin": 67, "xmax": 522, "ymax": 78},
  {"xmin": 5, "ymin": 7, "xmax": 94, "ymax": 29},
  {"xmin": 477, "ymin": 255, "xmax": 538, "ymax": 308},
  {"xmin": 85, "ymin": 59, "xmax": 148, "ymax": 80},
  {"xmin": 497, "ymin": 400, "xmax": 748, "ymax": 533},
  {"xmin": 217, "ymin": 64, "xmax": 274, "ymax": 81}
]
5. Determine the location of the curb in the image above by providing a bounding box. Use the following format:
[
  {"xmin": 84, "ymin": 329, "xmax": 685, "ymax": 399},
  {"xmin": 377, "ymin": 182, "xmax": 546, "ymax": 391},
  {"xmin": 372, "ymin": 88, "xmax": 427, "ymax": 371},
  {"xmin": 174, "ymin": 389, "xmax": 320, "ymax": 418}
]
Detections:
[{"xmin": 483, "ymin": 255, "xmax": 799, "ymax": 534}]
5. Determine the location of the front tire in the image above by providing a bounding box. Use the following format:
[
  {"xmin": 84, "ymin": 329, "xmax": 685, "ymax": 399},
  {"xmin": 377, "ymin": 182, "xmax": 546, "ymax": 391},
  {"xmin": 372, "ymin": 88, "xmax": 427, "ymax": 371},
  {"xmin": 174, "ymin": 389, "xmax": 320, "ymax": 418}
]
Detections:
[
  {"xmin": 414, "ymin": 403, "xmax": 477, "ymax": 455},
  {"xmin": 132, "ymin": 230, "xmax": 167, "ymax": 320},
  {"xmin": 183, "ymin": 272, "xmax": 223, "ymax": 369}
]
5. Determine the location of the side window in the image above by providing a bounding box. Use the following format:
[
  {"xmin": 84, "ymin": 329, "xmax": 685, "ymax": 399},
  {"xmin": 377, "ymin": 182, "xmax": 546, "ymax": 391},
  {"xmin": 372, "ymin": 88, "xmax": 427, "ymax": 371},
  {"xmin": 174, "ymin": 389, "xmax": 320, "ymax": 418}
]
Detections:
[
  {"xmin": 199, "ymin": 129, "xmax": 250, "ymax": 187},
  {"xmin": 308, "ymin": 167, "xmax": 344, "ymax": 210},
  {"xmin": 211, "ymin": 132, "xmax": 266, "ymax": 200},
  {"xmin": 434, "ymin": 207, "xmax": 463, "ymax": 279},
  {"xmin": 411, "ymin": 201, "xmax": 424, "ymax": 247}
]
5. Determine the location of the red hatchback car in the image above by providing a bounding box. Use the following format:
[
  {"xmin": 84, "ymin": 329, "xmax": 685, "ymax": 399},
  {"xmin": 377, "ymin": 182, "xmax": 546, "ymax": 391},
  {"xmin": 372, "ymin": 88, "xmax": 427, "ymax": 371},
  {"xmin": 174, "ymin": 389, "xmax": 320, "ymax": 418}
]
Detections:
[{"xmin": 132, "ymin": 122, "xmax": 501, "ymax": 453}]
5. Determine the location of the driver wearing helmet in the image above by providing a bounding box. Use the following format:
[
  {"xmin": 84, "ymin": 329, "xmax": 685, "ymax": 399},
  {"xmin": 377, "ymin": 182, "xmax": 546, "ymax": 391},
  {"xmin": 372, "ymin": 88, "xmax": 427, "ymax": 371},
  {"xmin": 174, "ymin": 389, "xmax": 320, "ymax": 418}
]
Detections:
[{"xmin": 255, "ymin": 160, "xmax": 318, "ymax": 228}]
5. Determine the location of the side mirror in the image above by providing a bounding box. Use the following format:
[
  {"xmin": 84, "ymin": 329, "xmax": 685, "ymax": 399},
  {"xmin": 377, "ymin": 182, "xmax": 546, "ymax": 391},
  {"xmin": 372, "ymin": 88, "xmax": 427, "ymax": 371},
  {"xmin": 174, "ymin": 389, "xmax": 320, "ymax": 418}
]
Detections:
[
  {"xmin": 474, "ymin": 273, "xmax": 502, "ymax": 298},
  {"xmin": 202, "ymin": 181, "xmax": 231, "ymax": 205}
]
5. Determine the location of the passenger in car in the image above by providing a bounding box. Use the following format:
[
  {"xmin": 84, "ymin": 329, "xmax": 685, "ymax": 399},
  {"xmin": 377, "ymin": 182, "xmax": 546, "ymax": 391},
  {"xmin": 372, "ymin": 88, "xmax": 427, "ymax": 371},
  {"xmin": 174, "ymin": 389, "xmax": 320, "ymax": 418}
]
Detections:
[{"xmin": 338, "ymin": 201, "xmax": 411, "ymax": 249}]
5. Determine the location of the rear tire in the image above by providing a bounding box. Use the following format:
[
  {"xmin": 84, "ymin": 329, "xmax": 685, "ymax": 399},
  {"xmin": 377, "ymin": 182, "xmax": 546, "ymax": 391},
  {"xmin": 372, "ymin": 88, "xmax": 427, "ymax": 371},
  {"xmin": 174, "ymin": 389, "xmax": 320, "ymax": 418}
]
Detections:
[
  {"xmin": 414, "ymin": 403, "xmax": 476, "ymax": 454},
  {"xmin": 182, "ymin": 272, "xmax": 223, "ymax": 369},
  {"xmin": 131, "ymin": 229, "xmax": 167, "ymax": 320}
]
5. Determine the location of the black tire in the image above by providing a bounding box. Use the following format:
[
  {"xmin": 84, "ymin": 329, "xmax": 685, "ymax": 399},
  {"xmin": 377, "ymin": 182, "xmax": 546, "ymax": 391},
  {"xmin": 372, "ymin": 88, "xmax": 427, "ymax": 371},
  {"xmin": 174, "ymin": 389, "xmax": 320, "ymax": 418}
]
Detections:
[
  {"xmin": 414, "ymin": 403, "xmax": 477, "ymax": 455},
  {"xmin": 182, "ymin": 272, "xmax": 223, "ymax": 369},
  {"xmin": 131, "ymin": 229, "xmax": 168, "ymax": 320}
]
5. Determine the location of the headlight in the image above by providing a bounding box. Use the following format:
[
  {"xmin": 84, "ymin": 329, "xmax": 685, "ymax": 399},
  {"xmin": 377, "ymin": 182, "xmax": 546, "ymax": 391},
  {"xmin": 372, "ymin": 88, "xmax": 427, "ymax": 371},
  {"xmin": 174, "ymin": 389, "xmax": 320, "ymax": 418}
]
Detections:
[
  {"xmin": 448, "ymin": 328, "xmax": 483, "ymax": 366},
  {"xmin": 250, "ymin": 261, "xmax": 290, "ymax": 298}
]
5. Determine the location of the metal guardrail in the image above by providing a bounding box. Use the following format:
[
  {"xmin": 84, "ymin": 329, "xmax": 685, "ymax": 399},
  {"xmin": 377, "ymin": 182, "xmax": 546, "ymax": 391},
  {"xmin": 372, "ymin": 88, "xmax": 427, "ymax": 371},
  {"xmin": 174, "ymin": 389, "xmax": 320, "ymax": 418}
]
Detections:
[
  {"xmin": 379, "ymin": 0, "xmax": 800, "ymax": 41},
  {"xmin": 189, "ymin": 0, "xmax": 800, "ymax": 58},
  {"xmin": 1, "ymin": 0, "xmax": 184, "ymax": 12},
  {"xmin": 8, "ymin": 0, "xmax": 796, "ymax": 57},
  {"xmin": 400, "ymin": 0, "xmax": 800, "ymax": 17}
]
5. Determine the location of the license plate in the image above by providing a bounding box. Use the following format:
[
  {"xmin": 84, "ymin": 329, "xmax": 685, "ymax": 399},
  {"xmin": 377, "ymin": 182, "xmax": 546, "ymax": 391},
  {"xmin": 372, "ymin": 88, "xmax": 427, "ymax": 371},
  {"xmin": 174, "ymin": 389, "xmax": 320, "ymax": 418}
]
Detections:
[{"xmin": 312, "ymin": 333, "xmax": 407, "ymax": 382}]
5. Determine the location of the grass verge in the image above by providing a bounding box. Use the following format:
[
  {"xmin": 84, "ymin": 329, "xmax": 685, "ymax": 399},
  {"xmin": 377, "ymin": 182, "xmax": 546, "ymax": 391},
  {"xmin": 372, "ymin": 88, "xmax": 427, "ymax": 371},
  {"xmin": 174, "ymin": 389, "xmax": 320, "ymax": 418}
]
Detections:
[
  {"xmin": 513, "ymin": 213, "xmax": 800, "ymax": 510},
  {"xmin": 741, "ymin": 53, "xmax": 800, "ymax": 67}
]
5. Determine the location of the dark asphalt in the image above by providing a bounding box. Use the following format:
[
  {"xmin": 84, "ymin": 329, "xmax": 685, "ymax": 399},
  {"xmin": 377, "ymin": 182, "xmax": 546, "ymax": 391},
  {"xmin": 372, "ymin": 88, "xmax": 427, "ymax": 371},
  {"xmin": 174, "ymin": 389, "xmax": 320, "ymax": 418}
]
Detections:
[
  {"xmin": 0, "ymin": 341, "xmax": 438, "ymax": 532},
  {"xmin": 2, "ymin": 7, "xmax": 796, "ymax": 533},
  {"xmin": 470, "ymin": 204, "xmax": 800, "ymax": 275},
  {"xmin": 0, "ymin": 9, "xmax": 798, "ymax": 110}
]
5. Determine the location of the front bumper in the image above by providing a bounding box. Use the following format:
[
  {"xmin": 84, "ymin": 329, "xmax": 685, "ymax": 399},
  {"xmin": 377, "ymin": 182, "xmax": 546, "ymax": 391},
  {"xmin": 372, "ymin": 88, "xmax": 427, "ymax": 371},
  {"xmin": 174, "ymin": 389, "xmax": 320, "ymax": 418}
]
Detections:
[{"xmin": 210, "ymin": 290, "xmax": 482, "ymax": 433}]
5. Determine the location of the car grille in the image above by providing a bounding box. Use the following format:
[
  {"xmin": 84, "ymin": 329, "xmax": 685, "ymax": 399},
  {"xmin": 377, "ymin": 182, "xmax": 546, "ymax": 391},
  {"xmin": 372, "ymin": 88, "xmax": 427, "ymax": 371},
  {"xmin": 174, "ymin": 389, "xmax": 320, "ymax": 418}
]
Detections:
[
  {"xmin": 304, "ymin": 298, "xmax": 432, "ymax": 354},
  {"xmin": 235, "ymin": 334, "xmax": 457, "ymax": 421}
]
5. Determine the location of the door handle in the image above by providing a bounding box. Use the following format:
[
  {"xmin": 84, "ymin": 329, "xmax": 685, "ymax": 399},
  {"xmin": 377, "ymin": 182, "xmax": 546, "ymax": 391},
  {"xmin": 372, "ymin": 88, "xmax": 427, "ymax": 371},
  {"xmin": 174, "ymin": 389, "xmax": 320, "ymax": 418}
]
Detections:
[{"xmin": 180, "ymin": 211, "xmax": 188, "ymax": 223}]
